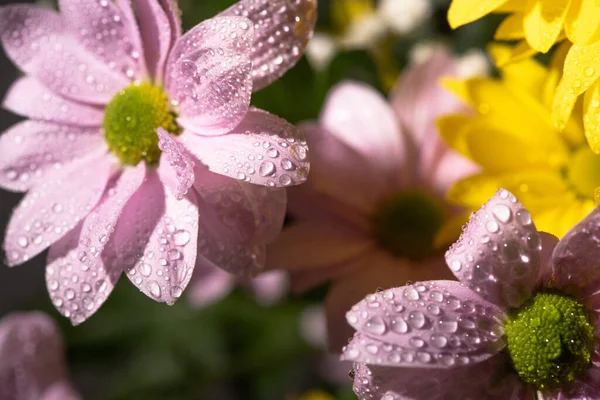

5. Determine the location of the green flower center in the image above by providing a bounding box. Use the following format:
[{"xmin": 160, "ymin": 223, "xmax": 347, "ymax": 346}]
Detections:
[
  {"xmin": 566, "ymin": 146, "xmax": 600, "ymax": 199},
  {"xmin": 103, "ymin": 82, "xmax": 180, "ymax": 166},
  {"xmin": 505, "ymin": 291, "xmax": 594, "ymax": 390},
  {"xmin": 370, "ymin": 190, "xmax": 447, "ymax": 261}
]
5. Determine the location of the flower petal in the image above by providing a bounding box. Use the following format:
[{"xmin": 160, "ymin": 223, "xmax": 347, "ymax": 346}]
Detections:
[
  {"xmin": 59, "ymin": 0, "xmax": 144, "ymax": 79},
  {"xmin": 342, "ymin": 280, "xmax": 505, "ymax": 367},
  {"xmin": 248, "ymin": 270, "xmax": 288, "ymax": 305},
  {"xmin": 447, "ymin": 0, "xmax": 509, "ymax": 29},
  {"xmin": 219, "ymin": 0, "xmax": 317, "ymax": 91},
  {"xmin": 350, "ymin": 356, "xmax": 523, "ymax": 400},
  {"xmin": 552, "ymin": 205, "xmax": 600, "ymax": 292},
  {"xmin": 182, "ymin": 107, "xmax": 309, "ymax": 186},
  {"xmin": 0, "ymin": 312, "xmax": 70, "ymax": 399},
  {"xmin": 193, "ymin": 167, "xmax": 265, "ymax": 277},
  {"xmin": 166, "ymin": 16, "xmax": 254, "ymax": 135},
  {"xmin": 445, "ymin": 189, "xmax": 542, "ymax": 308},
  {"xmin": 156, "ymin": 129, "xmax": 195, "ymax": 200},
  {"xmin": 238, "ymin": 183, "xmax": 287, "ymax": 243},
  {"xmin": 522, "ymin": 0, "xmax": 569, "ymax": 53},
  {"xmin": 3, "ymin": 77, "xmax": 104, "ymax": 127},
  {"xmin": 114, "ymin": 171, "xmax": 199, "ymax": 305},
  {"xmin": 0, "ymin": 121, "xmax": 105, "ymax": 192},
  {"xmin": 564, "ymin": 0, "xmax": 600, "ymax": 46},
  {"xmin": 583, "ymin": 79, "xmax": 600, "ymax": 153},
  {"xmin": 187, "ymin": 258, "xmax": 235, "ymax": 308},
  {"xmin": 46, "ymin": 165, "xmax": 145, "ymax": 325},
  {"xmin": 132, "ymin": 0, "xmax": 172, "ymax": 81},
  {"xmin": 159, "ymin": 0, "xmax": 182, "ymax": 40},
  {"xmin": 320, "ymin": 81, "xmax": 405, "ymax": 185},
  {"xmin": 4, "ymin": 153, "xmax": 113, "ymax": 267},
  {"xmin": 41, "ymin": 381, "xmax": 80, "ymax": 400},
  {"xmin": 0, "ymin": 6, "xmax": 128, "ymax": 104}
]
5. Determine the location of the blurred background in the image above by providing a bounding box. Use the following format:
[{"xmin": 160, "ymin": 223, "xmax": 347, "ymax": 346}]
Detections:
[{"xmin": 0, "ymin": 0, "xmax": 503, "ymax": 398}]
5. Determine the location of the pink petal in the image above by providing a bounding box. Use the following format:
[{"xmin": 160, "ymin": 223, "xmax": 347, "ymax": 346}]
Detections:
[
  {"xmin": 4, "ymin": 153, "xmax": 113, "ymax": 267},
  {"xmin": 114, "ymin": 171, "xmax": 199, "ymax": 305},
  {"xmin": 0, "ymin": 312, "xmax": 70, "ymax": 400},
  {"xmin": 46, "ymin": 165, "xmax": 146, "ymax": 325},
  {"xmin": 428, "ymin": 149, "xmax": 480, "ymax": 198},
  {"xmin": 350, "ymin": 356, "xmax": 524, "ymax": 400},
  {"xmin": 247, "ymin": 269, "xmax": 288, "ymax": 305},
  {"xmin": 41, "ymin": 382, "xmax": 80, "ymax": 400},
  {"xmin": 0, "ymin": 121, "xmax": 105, "ymax": 192},
  {"xmin": 187, "ymin": 257, "xmax": 235, "ymax": 308},
  {"xmin": 551, "ymin": 206, "xmax": 600, "ymax": 293},
  {"xmin": 537, "ymin": 232, "xmax": 559, "ymax": 286},
  {"xmin": 193, "ymin": 167, "xmax": 265, "ymax": 277},
  {"xmin": 166, "ymin": 17, "xmax": 254, "ymax": 135},
  {"xmin": 158, "ymin": 0, "xmax": 182, "ymax": 40},
  {"xmin": 320, "ymin": 81, "xmax": 406, "ymax": 186},
  {"xmin": 241, "ymin": 183, "xmax": 287, "ymax": 243},
  {"xmin": 298, "ymin": 121, "xmax": 395, "ymax": 215},
  {"xmin": 132, "ymin": 0, "xmax": 172, "ymax": 81},
  {"xmin": 219, "ymin": 0, "xmax": 317, "ymax": 91},
  {"xmin": 59, "ymin": 0, "xmax": 144, "ymax": 80},
  {"xmin": 3, "ymin": 78, "xmax": 104, "ymax": 127},
  {"xmin": 445, "ymin": 189, "xmax": 542, "ymax": 308},
  {"xmin": 265, "ymin": 221, "xmax": 373, "ymax": 272},
  {"xmin": 0, "ymin": 6, "xmax": 128, "ymax": 104},
  {"xmin": 182, "ymin": 107, "xmax": 309, "ymax": 186},
  {"xmin": 342, "ymin": 280, "xmax": 506, "ymax": 367},
  {"xmin": 156, "ymin": 128, "xmax": 195, "ymax": 200}
]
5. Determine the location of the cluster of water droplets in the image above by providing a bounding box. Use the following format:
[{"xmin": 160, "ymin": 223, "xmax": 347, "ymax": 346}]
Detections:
[
  {"xmin": 157, "ymin": 129, "xmax": 195, "ymax": 200},
  {"xmin": 445, "ymin": 189, "xmax": 541, "ymax": 308},
  {"xmin": 342, "ymin": 281, "xmax": 506, "ymax": 369},
  {"xmin": 222, "ymin": 0, "xmax": 317, "ymax": 90}
]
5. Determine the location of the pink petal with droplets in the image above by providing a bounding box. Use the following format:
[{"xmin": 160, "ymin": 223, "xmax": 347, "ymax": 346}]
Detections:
[
  {"xmin": 342, "ymin": 280, "xmax": 506, "ymax": 367},
  {"xmin": 445, "ymin": 189, "xmax": 542, "ymax": 309},
  {"xmin": 159, "ymin": 0, "xmax": 182, "ymax": 41},
  {"xmin": 193, "ymin": 167, "xmax": 265, "ymax": 277},
  {"xmin": 537, "ymin": 232, "xmax": 559, "ymax": 286},
  {"xmin": 0, "ymin": 121, "xmax": 105, "ymax": 192},
  {"xmin": 182, "ymin": 107, "xmax": 309, "ymax": 186},
  {"xmin": 114, "ymin": 171, "xmax": 199, "ymax": 305},
  {"xmin": 0, "ymin": 312, "xmax": 71, "ymax": 400},
  {"xmin": 156, "ymin": 128, "xmax": 195, "ymax": 200},
  {"xmin": 4, "ymin": 152, "xmax": 113, "ymax": 267},
  {"xmin": 0, "ymin": 6, "xmax": 128, "ymax": 105},
  {"xmin": 3, "ymin": 78, "xmax": 104, "ymax": 127},
  {"xmin": 320, "ymin": 81, "xmax": 406, "ymax": 187},
  {"xmin": 299, "ymin": 121, "xmax": 395, "ymax": 215},
  {"xmin": 133, "ymin": 0, "xmax": 172, "ymax": 82},
  {"xmin": 552, "ymin": 206, "xmax": 600, "ymax": 293},
  {"xmin": 187, "ymin": 256, "xmax": 235, "ymax": 308},
  {"xmin": 238, "ymin": 183, "xmax": 286, "ymax": 243},
  {"xmin": 45, "ymin": 165, "xmax": 146, "ymax": 325},
  {"xmin": 115, "ymin": 0, "xmax": 148, "ymax": 76},
  {"xmin": 41, "ymin": 382, "xmax": 81, "ymax": 400},
  {"xmin": 350, "ymin": 356, "xmax": 524, "ymax": 400},
  {"xmin": 59, "ymin": 0, "xmax": 144, "ymax": 80},
  {"xmin": 219, "ymin": 0, "xmax": 317, "ymax": 91},
  {"xmin": 166, "ymin": 17, "xmax": 254, "ymax": 135}
]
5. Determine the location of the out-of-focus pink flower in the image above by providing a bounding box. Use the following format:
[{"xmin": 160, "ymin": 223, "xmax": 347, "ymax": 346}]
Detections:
[
  {"xmin": 0, "ymin": 0, "xmax": 315, "ymax": 324},
  {"xmin": 342, "ymin": 189, "xmax": 600, "ymax": 400},
  {"xmin": 0, "ymin": 312, "xmax": 79, "ymax": 400},
  {"xmin": 267, "ymin": 48, "xmax": 479, "ymax": 350}
]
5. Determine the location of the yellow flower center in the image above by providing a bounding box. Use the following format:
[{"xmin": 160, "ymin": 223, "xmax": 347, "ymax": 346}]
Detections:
[{"xmin": 103, "ymin": 82, "xmax": 180, "ymax": 166}]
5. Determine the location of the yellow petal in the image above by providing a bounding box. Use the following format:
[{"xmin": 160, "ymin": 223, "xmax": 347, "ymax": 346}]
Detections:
[
  {"xmin": 523, "ymin": 0, "xmax": 571, "ymax": 53},
  {"xmin": 583, "ymin": 79, "xmax": 600, "ymax": 152},
  {"xmin": 448, "ymin": 0, "xmax": 510, "ymax": 29},
  {"xmin": 494, "ymin": 13, "xmax": 525, "ymax": 40},
  {"xmin": 534, "ymin": 199, "xmax": 595, "ymax": 238},
  {"xmin": 494, "ymin": 0, "xmax": 527, "ymax": 12},
  {"xmin": 564, "ymin": 0, "xmax": 600, "ymax": 45},
  {"xmin": 494, "ymin": 39, "xmax": 539, "ymax": 66},
  {"xmin": 436, "ymin": 114, "xmax": 474, "ymax": 157},
  {"xmin": 491, "ymin": 44, "xmax": 548, "ymax": 97},
  {"xmin": 552, "ymin": 41, "xmax": 600, "ymax": 130}
]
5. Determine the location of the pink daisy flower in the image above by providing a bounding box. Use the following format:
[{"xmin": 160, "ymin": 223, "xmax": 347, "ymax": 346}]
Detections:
[
  {"xmin": 266, "ymin": 48, "xmax": 479, "ymax": 349},
  {"xmin": 343, "ymin": 189, "xmax": 600, "ymax": 399},
  {"xmin": 0, "ymin": 312, "xmax": 79, "ymax": 400},
  {"xmin": 0, "ymin": 0, "xmax": 315, "ymax": 324}
]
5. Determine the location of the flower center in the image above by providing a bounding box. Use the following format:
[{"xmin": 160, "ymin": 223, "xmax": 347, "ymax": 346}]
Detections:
[
  {"xmin": 566, "ymin": 146, "xmax": 600, "ymax": 199},
  {"xmin": 103, "ymin": 82, "xmax": 180, "ymax": 166},
  {"xmin": 370, "ymin": 190, "xmax": 447, "ymax": 260},
  {"xmin": 504, "ymin": 291, "xmax": 594, "ymax": 389}
]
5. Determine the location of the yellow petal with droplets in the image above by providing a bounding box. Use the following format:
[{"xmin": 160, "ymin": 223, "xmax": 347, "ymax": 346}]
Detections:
[
  {"xmin": 448, "ymin": 0, "xmax": 510, "ymax": 28},
  {"xmin": 583, "ymin": 79, "xmax": 600, "ymax": 153},
  {"xmin": 523, "ymin": 0, "xmax": 571, "ymax": 53},
  {"xmin": 565, "ymin": 0, "xmax": 600, "ymax": 45},
  {"xmin": 552, "ymin": 42, "xmax": 600, "ymax": 130},
  {"xmin": 494, "ymin": 13, "xmax": 525, "ymax": 40}
]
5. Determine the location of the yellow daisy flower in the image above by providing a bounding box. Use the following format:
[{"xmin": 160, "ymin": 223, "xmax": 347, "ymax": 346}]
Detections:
[
  {"xmin": 447, "ymin": 0, "xmax": 600, "ymax": 157},
  {"xmin": 438, "ymin": 45, "xmax": 600, "ymax": 238}
]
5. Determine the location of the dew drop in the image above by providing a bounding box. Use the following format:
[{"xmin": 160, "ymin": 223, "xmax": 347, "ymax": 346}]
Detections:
[
  {"xmin": 407, "ymin": 311, "xmax": 426, "ymax": 329},
  {"xmin": 403, "ymin": 286, "xmax": 419, "ymax": 300},
  {"xmin": 147, "ymin": 280, "xmax": 161, "ymax": 298},
  {"xmin": 364, "ymin": 315, "xmax": 387, "ymax": 335},
  {"xmin": 438, "ymin": 315, "xmax": 458, "ymax": 333},
  {"xmin": 259, "ymin": 160, "xmax": 276, "ymax": 177},
  {"xmin": 492, "ymin": 204, "xmax": 511, "ymax": 223}
]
